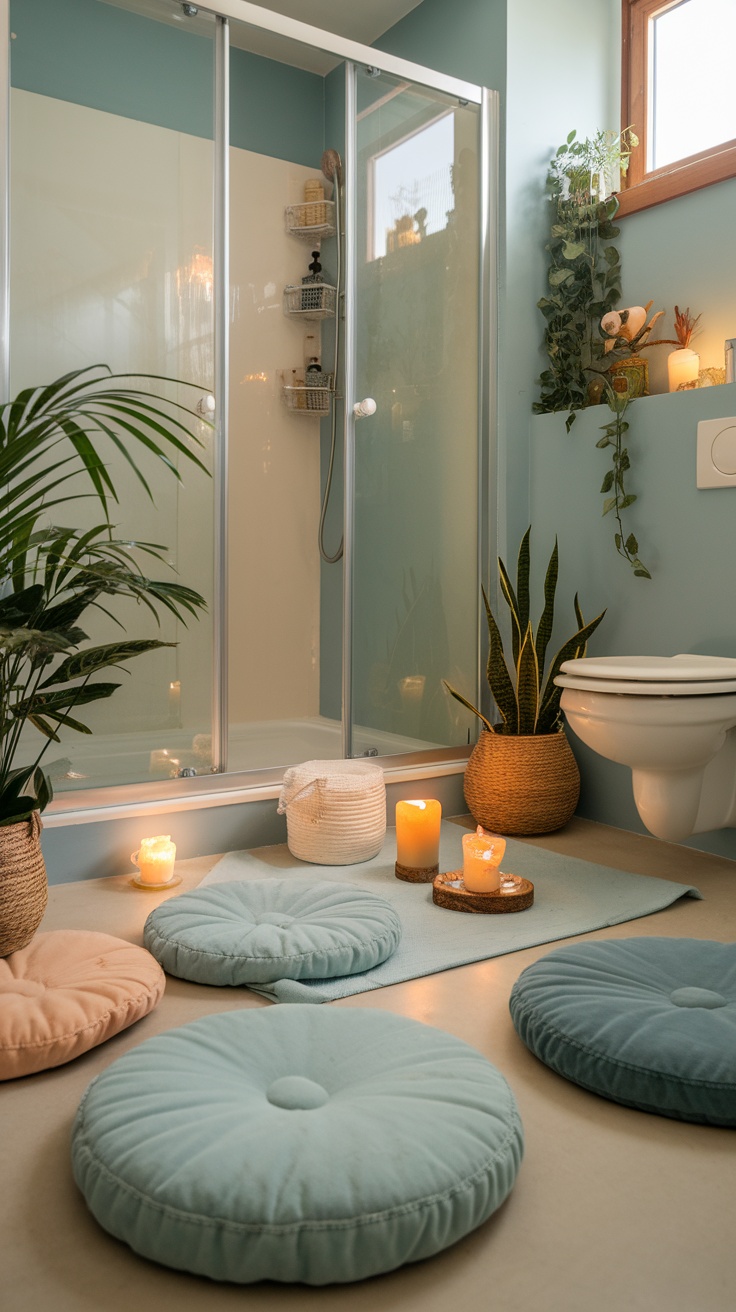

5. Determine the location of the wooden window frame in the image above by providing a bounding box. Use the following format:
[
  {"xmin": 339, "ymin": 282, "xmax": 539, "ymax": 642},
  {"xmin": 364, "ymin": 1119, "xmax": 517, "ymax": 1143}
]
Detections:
[{"xmin": 618, "ymin": 0, "xmax": 736, "ymax": 216}]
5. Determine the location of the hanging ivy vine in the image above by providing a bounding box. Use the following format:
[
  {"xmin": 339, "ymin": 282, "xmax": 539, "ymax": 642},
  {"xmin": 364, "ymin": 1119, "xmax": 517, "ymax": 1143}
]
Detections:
[
  {"xmin": 534, "ymin": 128, "xmax": 653, "ymax": 581},
  {"xmin": 596, "ymin": 388, "xmax": 651, "ymax": 579},
  {"xmin": 534, "ymin": 130, "xmax": 636, "ymax": 427}
]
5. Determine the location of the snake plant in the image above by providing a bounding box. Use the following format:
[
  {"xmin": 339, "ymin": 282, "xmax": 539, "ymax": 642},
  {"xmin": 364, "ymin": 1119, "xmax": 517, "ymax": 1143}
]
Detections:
[
  {"xmin": 0, "ymin": 365, "xmax": 210, "ymax": 824},
  {"xmin": 444, "ymin": 528, "xmax": 606, "ymax": 735}
]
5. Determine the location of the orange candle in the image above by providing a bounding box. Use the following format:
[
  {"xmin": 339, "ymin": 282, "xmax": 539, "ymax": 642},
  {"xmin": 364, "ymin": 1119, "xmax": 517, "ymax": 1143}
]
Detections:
[
  {"xmin": 131, "ymin": 835, "xmax": 177, "ymax": 885},
  {"xmin": 395, "ymin": 799, "xmax": 442, "ymax": 869},
  {"xmin": 462, "ymin": 826, "xmax": 506, "ymax": 892}
]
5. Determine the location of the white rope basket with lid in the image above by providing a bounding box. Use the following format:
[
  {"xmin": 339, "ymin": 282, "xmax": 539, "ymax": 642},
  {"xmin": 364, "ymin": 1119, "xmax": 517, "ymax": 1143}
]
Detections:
[{"xmin": 277, "ymin": 760, "xmax": 386, "ymax": 865}]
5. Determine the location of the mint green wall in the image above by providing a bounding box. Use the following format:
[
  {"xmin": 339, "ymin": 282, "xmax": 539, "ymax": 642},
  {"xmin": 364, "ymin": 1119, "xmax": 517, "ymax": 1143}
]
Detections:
[
  {"xmin": 502, "ymin": 0, "xmax": 615, "ymax": 557},
  {"xmin": 520, "ymin": 6, "xmax": 736, "ymax": 859},
  {"xmin": 373, "ymin": 0, "xmax": 506, "ymax": 92},
  {"xmin": 530, "ymin": 381, "xmax": 736, "ymax": 859},
  {"xmin": 538, "ymin": 181, "xmax": 736, "ymax": 858},
  {"xmin": 10, "ymin": 0, "xmax": 324, "ymax": 164},
  {"xmin": 376, "ymin": 0, "xmax": 736, "ymax": 858}
]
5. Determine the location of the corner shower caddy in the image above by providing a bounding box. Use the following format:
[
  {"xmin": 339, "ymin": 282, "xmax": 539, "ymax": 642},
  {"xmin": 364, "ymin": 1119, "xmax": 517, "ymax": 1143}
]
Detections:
[
  {"xmin": 281, "ymin": 198, "xmax": 337, "ymax": 415},
  {"xmin": 281, "ymin": 372, "xmax": 335, "ymax": 415},
  {"xmin": 284, "ymin": 201, "xmax": 336, "ymax": 241},
  {"xmin": 283, "ymin": 282, "xmax": 337, "ymax": 319}
]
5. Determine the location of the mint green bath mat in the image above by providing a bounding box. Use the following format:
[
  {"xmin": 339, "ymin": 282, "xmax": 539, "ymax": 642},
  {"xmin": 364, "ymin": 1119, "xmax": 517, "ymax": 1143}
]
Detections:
[{"xmin": 199, "ymin": 823, "xmax": 701, "ymax": 1003}]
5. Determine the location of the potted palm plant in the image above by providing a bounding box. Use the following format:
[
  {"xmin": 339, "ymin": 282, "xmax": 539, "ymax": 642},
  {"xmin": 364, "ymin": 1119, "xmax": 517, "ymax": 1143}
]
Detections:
[
  {"xmin": 443, "ymin": 528, "xmax": 606, "ymax": 834},
  {"xmin": 0, "ymin": 365, "xmax": 209, "ymax": 954}
]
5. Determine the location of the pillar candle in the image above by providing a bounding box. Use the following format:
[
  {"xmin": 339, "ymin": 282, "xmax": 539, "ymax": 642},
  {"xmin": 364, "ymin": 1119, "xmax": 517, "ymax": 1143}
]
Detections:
[
  {"xmin": 667, "ymin": 348, "xmax": 699, "ymax": 392},
  {"xmin": 131, "ymin": 835, "xmax": 177, "ymax": 885},
  {"xmin": 395, "ymin": 799, "xmax": 442, "ymax": 868},
  {"xmin": 462, "ymin": 826, "xmax": 506, "ymax": 892}
]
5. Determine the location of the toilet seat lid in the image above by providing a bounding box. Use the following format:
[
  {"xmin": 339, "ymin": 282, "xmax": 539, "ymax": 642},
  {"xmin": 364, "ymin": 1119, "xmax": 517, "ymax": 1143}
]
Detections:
[{"xmin": 557, "ymin": 654, "xmax": 736, "ymax": 696}]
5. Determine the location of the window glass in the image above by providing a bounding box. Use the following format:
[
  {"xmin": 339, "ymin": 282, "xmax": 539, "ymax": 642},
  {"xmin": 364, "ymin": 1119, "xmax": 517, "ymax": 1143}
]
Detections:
[
  {"xmin": 371, "ymin": 112, "xmax": 454, "ymax": 261},
  {"xmin": 651, "ymin": 0, "xmax": 736, "ymax": 170}
]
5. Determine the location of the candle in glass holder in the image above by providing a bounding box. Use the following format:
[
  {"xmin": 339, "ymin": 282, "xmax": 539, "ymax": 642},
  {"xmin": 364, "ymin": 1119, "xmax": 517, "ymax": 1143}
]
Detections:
[
  {"xmin": 395, "ymin": 799, "xmax": 442, "ymax": 870},
  {"xmin": 667, "ymin": 347, "xmax": 699, "ymax": 392},
  {"xmin": 131, "ymin": 835, "xmax": 177, "ymax": 886},
  {"xmin": 462, "ymin": 826, "xmax": 506, "ymax": 892}
]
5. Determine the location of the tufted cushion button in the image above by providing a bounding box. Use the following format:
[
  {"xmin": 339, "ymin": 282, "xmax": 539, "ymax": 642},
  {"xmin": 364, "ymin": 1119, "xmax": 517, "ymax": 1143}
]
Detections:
[
  {"xmin": 266, "ymin": 1075, "xmax": 329, "ymax": 1110},
  {"xmin": 669, "ymin": 986, "xmax": 727, "ymax": 1009}
]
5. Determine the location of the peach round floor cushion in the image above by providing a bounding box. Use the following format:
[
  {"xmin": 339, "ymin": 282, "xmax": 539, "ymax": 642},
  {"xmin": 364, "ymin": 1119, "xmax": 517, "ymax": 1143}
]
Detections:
[{"xmin": 0, "ymin": 930, "xmax": 166, "ymax": 1080}]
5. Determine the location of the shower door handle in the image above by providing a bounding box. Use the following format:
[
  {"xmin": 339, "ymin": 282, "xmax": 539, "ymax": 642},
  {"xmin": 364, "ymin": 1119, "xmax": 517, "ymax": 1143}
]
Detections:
[{"xmin": 353, "ymin": 397, "xmax": 377, "ymax": 419}]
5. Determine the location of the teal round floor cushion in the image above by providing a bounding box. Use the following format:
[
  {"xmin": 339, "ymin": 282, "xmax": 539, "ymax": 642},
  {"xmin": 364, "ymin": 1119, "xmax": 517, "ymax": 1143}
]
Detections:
[
  {"xmin": 71, "ymin": 1006, "xmax": 524, "ymax": 1284},
  {"xmin": 509, "ymin": 937, "xmax": 736, "ymax": 1125},
  {"xmin": 143, "ymin": 879, "xmax": 402, "ymax": 985}
]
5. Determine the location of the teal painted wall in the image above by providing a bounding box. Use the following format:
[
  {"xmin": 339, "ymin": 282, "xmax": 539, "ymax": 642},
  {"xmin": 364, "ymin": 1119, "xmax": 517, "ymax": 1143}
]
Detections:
[
  {"xmin": 10, "ymin": 0, "xmax": 324, "ymax": 164},
  {"xmin": 502, "ymin": 0, "xmax": 615, "ymax": 558},
  {"xmin": 519, "ymin": 6, "xmax": 736, "ymax": 859},
  {"xmin": 377, "ymin": 0, "xmax": 736, "ymax": 858},
  {"xmin": 373, "ymin": 0, "xmax": 506, "ymax": 92},
  {"xmin": 530, "ymin": 381, "xmax": 736, "ymax": 859}
]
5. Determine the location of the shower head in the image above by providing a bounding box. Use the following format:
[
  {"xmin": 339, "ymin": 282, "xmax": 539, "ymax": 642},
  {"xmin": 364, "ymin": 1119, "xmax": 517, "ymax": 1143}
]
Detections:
[{"xmin": 321, "ymin": 149, "xmax": 343, "ymax": 188}]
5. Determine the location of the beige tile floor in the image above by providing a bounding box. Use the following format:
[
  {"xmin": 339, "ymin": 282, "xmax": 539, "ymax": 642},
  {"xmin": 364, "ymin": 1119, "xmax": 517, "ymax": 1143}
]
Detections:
[{"xmin": 3, "ymin": 817, "xmax": 736, "ymax": 1312}]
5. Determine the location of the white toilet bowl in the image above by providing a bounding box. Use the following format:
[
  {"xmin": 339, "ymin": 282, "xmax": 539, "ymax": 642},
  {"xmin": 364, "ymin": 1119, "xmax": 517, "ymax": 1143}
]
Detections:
[{"xmin": 555, "ymin": 654, "xmax": 736, "ymax": 842}]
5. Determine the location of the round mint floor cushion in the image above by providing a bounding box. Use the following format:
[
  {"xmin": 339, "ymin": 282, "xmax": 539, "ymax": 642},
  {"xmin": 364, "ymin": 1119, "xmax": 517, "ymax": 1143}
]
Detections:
[
  {"xmin": 142, "ymin": 879, "xmax": 402, "ymax": 986},
  {"xmin": 71, "ymin": 1006, "xmax": 524, "ymax": 1284},
  {"xmin": 509, "ymin": 937, "xmax": 736, "ymax": 1125}
]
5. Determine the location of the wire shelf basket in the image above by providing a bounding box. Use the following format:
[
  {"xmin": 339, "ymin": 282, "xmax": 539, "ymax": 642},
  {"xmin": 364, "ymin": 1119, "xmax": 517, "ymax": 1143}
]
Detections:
[
  {"xmin": 285, "ymin": 201, "xmax": 336, "ymax": 239},
  {"xmin": 282, "ymin": 376, "xmax": 334, "ymax": 416},
  {"xmin": 283, "ymin": 282, "xmax": 337, "ymax": 320}
]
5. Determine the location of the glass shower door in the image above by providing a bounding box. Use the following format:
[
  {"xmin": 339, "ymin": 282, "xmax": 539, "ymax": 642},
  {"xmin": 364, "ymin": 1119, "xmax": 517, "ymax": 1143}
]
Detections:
[
  {"xmin": 7, "ymin": 0, "xmax": 216, "ymax": 791},
  {"xmin": 349, "ymin": 68, "xmax": 483, "ymax": 757}
]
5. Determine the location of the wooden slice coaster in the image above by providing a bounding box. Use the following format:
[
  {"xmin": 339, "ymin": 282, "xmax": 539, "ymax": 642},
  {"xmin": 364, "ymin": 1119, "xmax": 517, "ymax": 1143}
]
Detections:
[
  {"xmin": 395, "ymin": 861, "xmax": 439, "ymax": 883},
  {"xmin": 432, "ymin": 871, "xmax": 534, "ymax": 914}
]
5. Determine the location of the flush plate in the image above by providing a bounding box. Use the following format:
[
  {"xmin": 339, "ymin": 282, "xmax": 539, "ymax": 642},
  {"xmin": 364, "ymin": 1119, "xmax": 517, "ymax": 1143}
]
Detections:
[{"xmin": 697, "ymin": 417, "xmax": 736, "ymax": 487}]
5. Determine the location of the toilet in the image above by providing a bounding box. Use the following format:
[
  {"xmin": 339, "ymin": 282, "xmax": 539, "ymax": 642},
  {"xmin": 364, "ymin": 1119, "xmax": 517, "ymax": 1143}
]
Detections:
[{"xmin": 555, "ymin": 654, "xmax": 736, "ymax": 842}]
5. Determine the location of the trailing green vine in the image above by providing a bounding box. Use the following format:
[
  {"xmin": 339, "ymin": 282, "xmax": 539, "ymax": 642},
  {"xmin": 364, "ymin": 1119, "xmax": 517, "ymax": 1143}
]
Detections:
[
  {"xmin": 596, "ymin": 387, "xmax": 651, "ymax": 579},
  {"xmin": 534, "ymin": 129, "xmax": 637, "ymax": 428}
]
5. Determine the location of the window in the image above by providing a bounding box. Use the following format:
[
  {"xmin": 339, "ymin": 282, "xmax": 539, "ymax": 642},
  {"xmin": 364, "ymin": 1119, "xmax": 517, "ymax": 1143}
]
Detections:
[
  {"xmin": 369, "ymin": 112, "xmax": 454, "ymax": 261},
  {"xmin": 619, "ymin": 0, "xmax": 736, "ymax": 215}
]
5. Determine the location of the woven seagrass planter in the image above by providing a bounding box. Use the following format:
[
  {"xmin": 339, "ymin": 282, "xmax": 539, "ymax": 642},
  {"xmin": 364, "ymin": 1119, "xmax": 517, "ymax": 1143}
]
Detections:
[
  {"xmin": 464, "ymin": 729, "xmax": 580, "ymax": 836},
  {"xmin": 0, "ymin": 811, "xmax": 48, "ymax": 957}
]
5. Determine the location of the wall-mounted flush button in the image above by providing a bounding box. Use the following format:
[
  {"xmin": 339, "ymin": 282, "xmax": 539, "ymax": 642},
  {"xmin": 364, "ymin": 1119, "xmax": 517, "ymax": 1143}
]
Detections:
[{"xmin": 697, "ymin": 417, "xmax": 736, "ymax": 487}]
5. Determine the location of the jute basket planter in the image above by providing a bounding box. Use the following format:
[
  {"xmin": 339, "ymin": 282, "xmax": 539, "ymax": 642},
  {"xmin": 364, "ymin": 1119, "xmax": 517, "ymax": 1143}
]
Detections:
[
  {"xmin": 0, "ymin": 810, "xmax": 48, "ymax": 957},
  {"xmin": 464, "ymin": 729, "xmax": 580, "ymax": 836}
]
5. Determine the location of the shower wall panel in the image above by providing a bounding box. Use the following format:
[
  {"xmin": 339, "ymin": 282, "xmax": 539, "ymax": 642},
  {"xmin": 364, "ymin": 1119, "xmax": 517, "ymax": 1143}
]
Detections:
[
  {"xmin": 227, "ymin": 148, "xmax": 323, "ymax": 727},
  {"xmin": 9, "ymin": 88, "xmax": 215, "ymax": 742}
]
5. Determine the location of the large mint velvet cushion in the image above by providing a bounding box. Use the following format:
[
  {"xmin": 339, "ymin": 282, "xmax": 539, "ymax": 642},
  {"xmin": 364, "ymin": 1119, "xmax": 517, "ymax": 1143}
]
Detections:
[
  {"xmin": 143, "ymin": 879, "xmax": 402, "ymax": 986},
  {"xmin": 71, "ymin": 1006, "xmax": 524, "ymax": 1284},
  {"xmin": 509, "ymin": 937, "xmax": 736, "ymax": 1125}
]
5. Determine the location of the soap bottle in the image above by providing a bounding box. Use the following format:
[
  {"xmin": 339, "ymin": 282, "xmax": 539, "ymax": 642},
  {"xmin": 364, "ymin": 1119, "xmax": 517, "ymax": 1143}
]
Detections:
[
  {"xmin": 304, "ymin": 332, "xmax": 320, "ymax": 371},
  {"xmin": 301, "ymin": 251, "xmax": 322, "ymax": 311}
]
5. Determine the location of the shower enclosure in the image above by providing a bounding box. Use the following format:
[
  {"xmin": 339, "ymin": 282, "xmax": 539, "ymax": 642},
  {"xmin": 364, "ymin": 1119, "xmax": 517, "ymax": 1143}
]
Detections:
[{"xmin": 2, "ymin": 0, "xmax": 497, "ymax": 808}]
